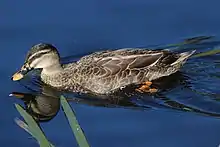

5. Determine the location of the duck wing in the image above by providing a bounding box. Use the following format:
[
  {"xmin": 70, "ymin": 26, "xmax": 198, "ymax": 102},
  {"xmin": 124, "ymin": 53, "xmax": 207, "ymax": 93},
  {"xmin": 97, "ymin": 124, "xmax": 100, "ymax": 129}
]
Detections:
[
  {"xmin": 95, "ymin": 51, "xmax": 163, "ymax": 75},
  {"xmin": 77, "ymin": 48, "xmax": 171, "ymax": 78}
]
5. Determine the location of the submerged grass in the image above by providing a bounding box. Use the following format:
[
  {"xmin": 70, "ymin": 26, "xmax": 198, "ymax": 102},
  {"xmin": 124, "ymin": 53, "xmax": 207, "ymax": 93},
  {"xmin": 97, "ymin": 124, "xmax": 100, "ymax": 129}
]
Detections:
[{"xmin": 15, "ymin": 96, "xmax": 90, "ymax": 147}]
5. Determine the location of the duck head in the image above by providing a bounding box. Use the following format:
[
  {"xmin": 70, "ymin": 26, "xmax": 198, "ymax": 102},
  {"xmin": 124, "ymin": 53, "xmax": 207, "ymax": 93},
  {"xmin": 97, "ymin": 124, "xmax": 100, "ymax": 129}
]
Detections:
[{"xmin": 12, "ymin": 43, "xmax": 61, "ymax": 81}]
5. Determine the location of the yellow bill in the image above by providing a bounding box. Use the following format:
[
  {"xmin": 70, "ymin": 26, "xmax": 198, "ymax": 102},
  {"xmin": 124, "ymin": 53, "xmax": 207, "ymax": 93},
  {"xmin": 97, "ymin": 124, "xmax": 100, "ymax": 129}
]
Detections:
[{"xmin": 12, "ymin": 72, "xmax": 24, "ymax": 81}]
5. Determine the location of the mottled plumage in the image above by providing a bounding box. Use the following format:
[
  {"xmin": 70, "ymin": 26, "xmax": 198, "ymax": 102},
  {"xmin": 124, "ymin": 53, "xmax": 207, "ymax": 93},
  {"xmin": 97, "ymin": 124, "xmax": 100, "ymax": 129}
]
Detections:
[{"xmin": 12, "ymin": 43, "xmax": 195, "ymax": 94}]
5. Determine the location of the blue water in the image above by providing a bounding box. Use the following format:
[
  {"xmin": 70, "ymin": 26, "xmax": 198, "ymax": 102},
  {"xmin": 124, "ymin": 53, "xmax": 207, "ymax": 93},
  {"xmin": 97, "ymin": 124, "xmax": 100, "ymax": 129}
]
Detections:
[{"xmin": 1, "ymin": 0, "xmax": 220, "ymax": 147}]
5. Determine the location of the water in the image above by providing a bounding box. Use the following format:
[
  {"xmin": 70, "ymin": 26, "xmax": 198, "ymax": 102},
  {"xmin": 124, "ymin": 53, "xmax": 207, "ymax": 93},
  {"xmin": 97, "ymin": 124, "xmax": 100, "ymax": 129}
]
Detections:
[{"xmin": 1, "ymin": 0, "xmax": 220, "ymax": 147}]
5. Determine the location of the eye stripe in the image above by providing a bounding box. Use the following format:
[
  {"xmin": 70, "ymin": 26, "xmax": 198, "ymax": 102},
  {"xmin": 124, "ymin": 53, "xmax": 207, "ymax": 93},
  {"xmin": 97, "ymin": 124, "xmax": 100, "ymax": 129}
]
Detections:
[
  {"xmin": 28, "ymin": 49, "xmax": 51, "ymax": 61},
  {"xmin": 28, "ymin": 51, "xmax": 51, "ymax": 65}
]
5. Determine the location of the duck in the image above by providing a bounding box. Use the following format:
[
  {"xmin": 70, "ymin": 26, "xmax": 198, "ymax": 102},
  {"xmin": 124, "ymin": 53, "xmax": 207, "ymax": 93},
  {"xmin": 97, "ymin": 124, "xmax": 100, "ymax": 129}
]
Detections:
[{"xmin": 12, "ymin": 43, "xmax": 195, "ymax": 94}]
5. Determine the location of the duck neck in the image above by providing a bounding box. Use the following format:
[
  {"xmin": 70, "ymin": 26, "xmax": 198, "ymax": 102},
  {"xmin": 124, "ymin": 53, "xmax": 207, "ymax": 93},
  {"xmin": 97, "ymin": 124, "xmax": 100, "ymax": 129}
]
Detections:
[
  {"xmin": 42, "ymin": 64, "xmax": 64, "ymax": 75},
  {"xmin": 41, "ymin": 64, "xmax": 70, "ymax": 88}
]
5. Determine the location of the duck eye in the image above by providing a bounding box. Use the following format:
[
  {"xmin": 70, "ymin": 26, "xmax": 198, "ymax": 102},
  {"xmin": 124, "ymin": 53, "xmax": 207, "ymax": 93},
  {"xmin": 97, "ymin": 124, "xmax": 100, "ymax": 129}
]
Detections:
[
  {"xmin": 27, "ymin": 66, "xmax": 33, "ymax": 71},
  {"xmin": 20, "ymin": 63, "xmax": 33, "ymax": 75},
  {"xmin": 21, "ymin": 68, "xmax": 28, "ymax": 74},
  {"xmin": 23, "ymin": 63, "xmax": 31, "ymax": 70}
]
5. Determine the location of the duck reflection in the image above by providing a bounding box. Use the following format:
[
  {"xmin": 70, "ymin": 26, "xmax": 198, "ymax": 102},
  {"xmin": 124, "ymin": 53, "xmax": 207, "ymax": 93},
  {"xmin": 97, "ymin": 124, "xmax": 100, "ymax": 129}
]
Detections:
[{"xmin": 10, "ymin": 87, "xmax": 60, "ymax": 122}]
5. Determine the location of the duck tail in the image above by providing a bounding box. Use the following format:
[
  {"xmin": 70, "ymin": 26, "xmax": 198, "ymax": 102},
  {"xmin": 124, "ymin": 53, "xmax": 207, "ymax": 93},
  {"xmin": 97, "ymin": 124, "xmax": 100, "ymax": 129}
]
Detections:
[{"xmin": 171, "ymin": 50, "xmax": 196, "ymax": 66}]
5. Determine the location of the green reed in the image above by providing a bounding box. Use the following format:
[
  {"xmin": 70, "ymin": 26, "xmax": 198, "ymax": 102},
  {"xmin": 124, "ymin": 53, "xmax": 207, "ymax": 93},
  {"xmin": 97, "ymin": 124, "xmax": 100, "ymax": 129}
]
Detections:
[
  {"xmin": 192, "ymin": 48, "xmax": 220, "ymax": 58},
  {"xmin": 15, "ymin": 96, "xmax": 90, "ymax": 147}
]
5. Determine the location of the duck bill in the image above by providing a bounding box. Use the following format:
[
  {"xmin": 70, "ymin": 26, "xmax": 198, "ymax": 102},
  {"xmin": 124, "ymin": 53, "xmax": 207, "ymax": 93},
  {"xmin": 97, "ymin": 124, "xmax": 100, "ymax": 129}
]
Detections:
[
  {"xmin": 12, "ymin": 64, "xmax": 31, "ymax": 81},
  {"xmin": 12, "ymin": 71, "xmax": 24, "ymax": 81}
]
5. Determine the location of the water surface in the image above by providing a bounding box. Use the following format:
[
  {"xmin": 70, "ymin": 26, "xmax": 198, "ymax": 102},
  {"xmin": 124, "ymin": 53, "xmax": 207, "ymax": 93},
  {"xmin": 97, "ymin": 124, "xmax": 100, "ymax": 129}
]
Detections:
[{"xmin": 1, "ymin": 0, "xmax": 220, "ymax": 147}]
